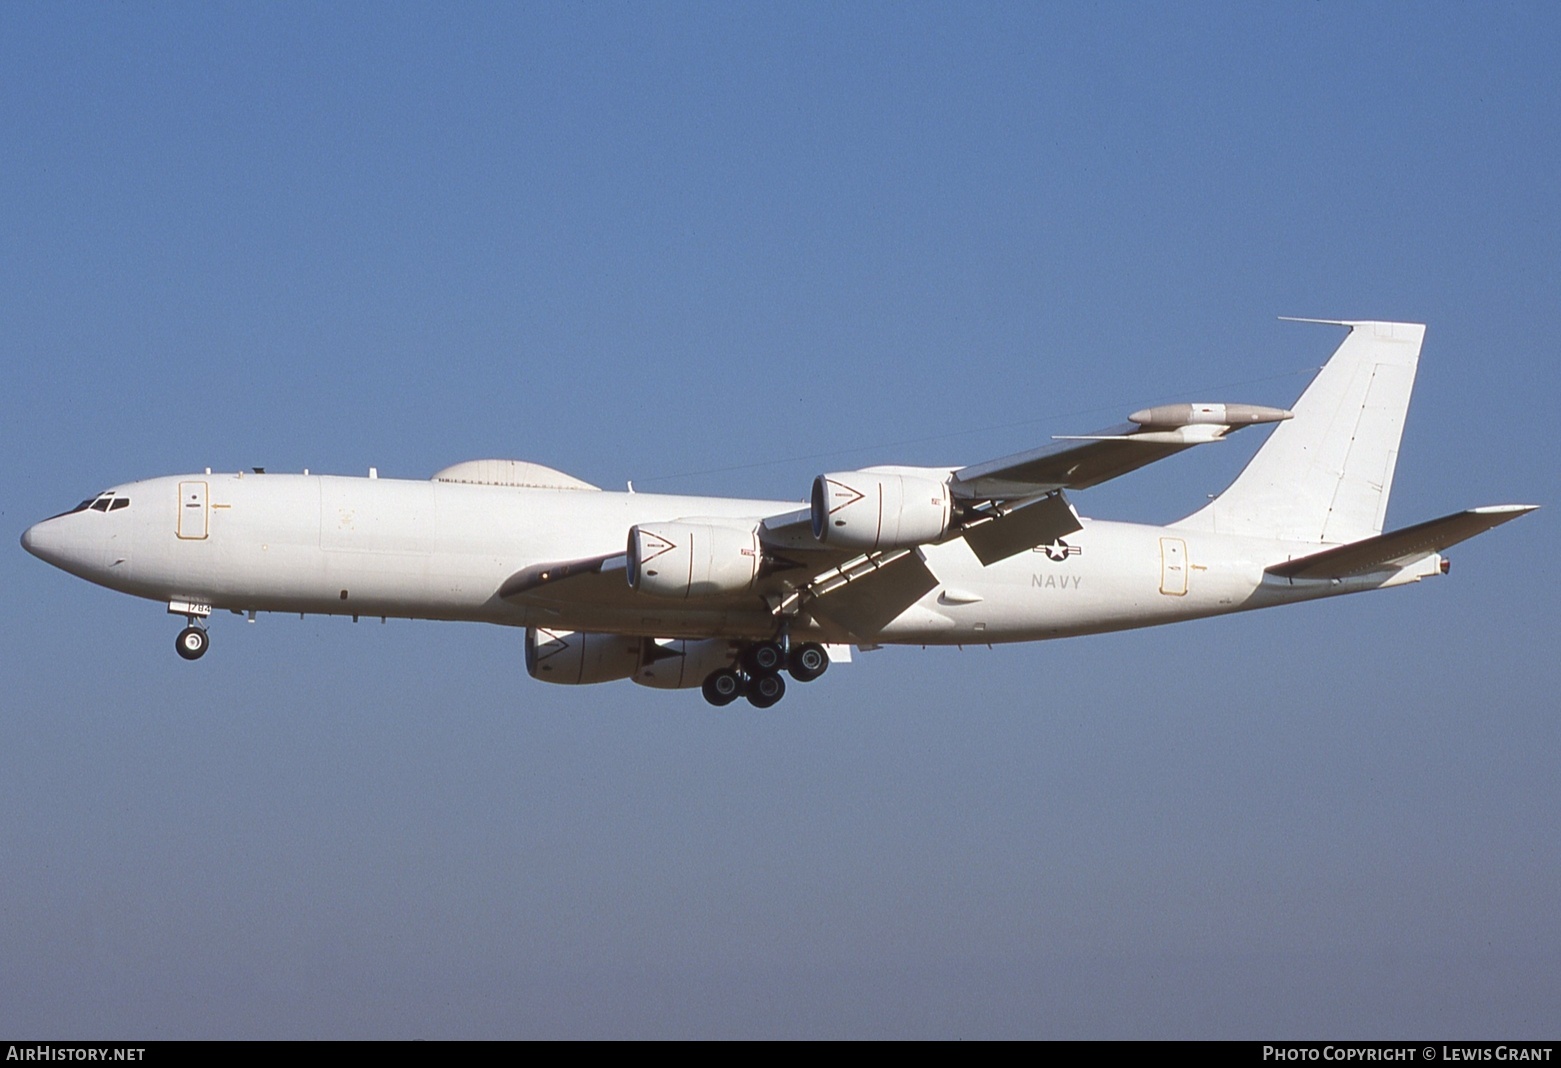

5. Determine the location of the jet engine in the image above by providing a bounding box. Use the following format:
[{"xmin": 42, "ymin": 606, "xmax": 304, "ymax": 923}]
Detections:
[
  {"xmin": 632, "ymin": 638, "xmax": 741, "ymax": 689},
  {"xmin": 811, "ymin": 469, "xmax": 953, "ymax": 551},
  {"xmin": 524, "ymin": 627, "xmax": 643, "ymax": 685},
  {"xmin": 626, "ymin": 520, "xmax": 761, "ymax": 599},
  {"xmin": 525, "ymin": 629, "xmax": 741, "ymax": 691}
]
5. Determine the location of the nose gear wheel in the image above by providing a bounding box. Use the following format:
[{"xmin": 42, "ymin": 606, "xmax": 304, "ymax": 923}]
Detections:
[{"xmin": 175, "ymin": 625, "xmax": 209, "ymax": 660}]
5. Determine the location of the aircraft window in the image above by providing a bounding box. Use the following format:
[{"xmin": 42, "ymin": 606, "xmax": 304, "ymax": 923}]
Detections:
[
  {"xmin": 44, "ymin": 497, "xmax": 101, "ymax": 520},
  {"xmin": 44, "ymin": 493, "xmax": 138, "ymax": 517}
]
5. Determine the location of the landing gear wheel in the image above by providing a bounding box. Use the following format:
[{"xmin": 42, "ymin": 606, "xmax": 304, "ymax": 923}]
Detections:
[
  {"xmin": 741, "ymin": 641, "xmax": 786, "ymax": 675},
  {"xmin": 175, "ymin": 626, "xmax": 209, "ymax": 661},
  {"xmin": 746, "ymin": 672, "xmax": 786, "ymax": 709},
  {"xmin": 787, "ymin": 642, "xmax": 829, "ymax": 682},
  {"xmin": 702, "ymin": 668, "xmax": 745, "ymax": 707}
]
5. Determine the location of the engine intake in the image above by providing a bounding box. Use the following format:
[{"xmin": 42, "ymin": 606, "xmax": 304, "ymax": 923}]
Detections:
[
  {"xmin": 627, "ymin": 520, "xmax": 761, "ymax": 599},
  {"xmin": 811, "ymin": 470, "xmax": 953, "ymax": 551}
]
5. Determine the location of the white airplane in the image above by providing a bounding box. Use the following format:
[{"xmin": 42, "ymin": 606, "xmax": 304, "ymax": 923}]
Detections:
[{"xmin": 21, "ymin": 319, "xmax": 1535, "ymax": 708}]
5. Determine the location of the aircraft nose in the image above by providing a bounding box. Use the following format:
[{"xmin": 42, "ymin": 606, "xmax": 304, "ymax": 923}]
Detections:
[
  {"xmin": 21, "ymin": 517, "xmax": 72, "ymax": 570},
  {"xmin": 20, "ymin": 512, "xmax": 89, "ymax": 571},
  {"xmin": 22, "ymin": 511, "xmax": 117, "ymax": 582}
]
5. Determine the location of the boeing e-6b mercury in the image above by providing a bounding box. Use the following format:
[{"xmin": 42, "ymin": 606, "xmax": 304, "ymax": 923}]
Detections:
[{"xmin": 21, "ymin": 320, "xmax": 1535, "ymax": 708}]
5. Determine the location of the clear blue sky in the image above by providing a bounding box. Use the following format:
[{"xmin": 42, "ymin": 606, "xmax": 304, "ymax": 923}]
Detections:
[{"xmin": 2, "ymin": 2, "xmax": 1556, "ymax": 1038}]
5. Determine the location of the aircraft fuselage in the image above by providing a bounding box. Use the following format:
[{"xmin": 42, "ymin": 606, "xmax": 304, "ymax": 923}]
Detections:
[{"xmin": 21, "ymin": 470, "xmax": 1437, "ymax": 646}]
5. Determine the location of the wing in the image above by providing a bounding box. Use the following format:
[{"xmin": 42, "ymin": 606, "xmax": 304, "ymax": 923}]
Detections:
[
  {"xmin": 772, "ymin": 402, "xmax": 1292, "ymax": 567},
  {"xmin": 498, "ymin": 401, "xmax": 1297, "ymax": 624},
  {"xmin": 949, "ymin": 403, "xmax": 1293, "ymax": 500}
]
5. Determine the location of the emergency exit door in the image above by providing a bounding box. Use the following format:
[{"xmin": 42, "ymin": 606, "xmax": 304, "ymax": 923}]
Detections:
[
  {"xmin": 177, "ymin": 481, "xmax": 208, "ymax": 540},
  {"xmin": 1159, "ymin": 537, "xmax": 1187, "ymax": 596}
]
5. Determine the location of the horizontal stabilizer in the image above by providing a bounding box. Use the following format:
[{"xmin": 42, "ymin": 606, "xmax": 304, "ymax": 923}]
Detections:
[{"xmin": 1265, "ymin": 505, "xmax": 1536, "ymax": 581}]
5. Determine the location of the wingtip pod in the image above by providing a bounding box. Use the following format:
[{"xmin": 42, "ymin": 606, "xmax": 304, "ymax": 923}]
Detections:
[
  {"xmin": 1469, "ymin": 504, "xmax": 1541, "ymax": 516},
  {"xmin": 1128, "ymin": 403, "xmax": 1293, "ymax": 429}
]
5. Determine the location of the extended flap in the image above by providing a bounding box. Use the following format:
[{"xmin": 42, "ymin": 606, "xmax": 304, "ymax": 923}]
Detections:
[{"xmin": 962, "ymin": 492, "xmax": 1084, "ymax": 566}]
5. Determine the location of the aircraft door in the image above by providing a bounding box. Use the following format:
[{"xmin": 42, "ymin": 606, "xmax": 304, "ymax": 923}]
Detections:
[
  {"xmin": 1159, "ymin": 537, "xmax": 1187, "ymax": 596},
  {"xmin": 177, "ymin": 481, "xmax": 209, "ymax": 540}
]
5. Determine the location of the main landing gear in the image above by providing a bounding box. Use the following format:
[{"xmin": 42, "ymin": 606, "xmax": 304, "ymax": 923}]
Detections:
[{"xmin": 701, "ymin": 641, "xmax": 830, "ymax": 708}]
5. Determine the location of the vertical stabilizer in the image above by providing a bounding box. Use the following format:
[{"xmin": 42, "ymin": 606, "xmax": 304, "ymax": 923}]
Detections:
[{"xmin": 1173, "ymin": 320, "xmax": 1424, "ymax": 545}]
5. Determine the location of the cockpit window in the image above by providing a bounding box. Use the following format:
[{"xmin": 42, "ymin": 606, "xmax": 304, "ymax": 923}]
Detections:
[
  {"xmin": 52, "ymin": 492, "xmax": 130, "ymax": 519},
  {"xmin": 46, "ymin": 490, "xmax": 130, "ymax": 518}
]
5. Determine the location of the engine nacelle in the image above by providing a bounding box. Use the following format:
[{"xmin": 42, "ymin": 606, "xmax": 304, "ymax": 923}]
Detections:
[
  {"xmin": 524, "ymin": 627, "xmax": 642, "ymax": 685},
  {"xmin": 627, "ymin": 520, "xmax": 761, "ymax": 599},
  {"xmin": 632, "ymin": 638, "xmax": 740, "ymax": 689},
  {"xmin": 811, "ymin": 470, "xmax": 953, "ymax": 551}
]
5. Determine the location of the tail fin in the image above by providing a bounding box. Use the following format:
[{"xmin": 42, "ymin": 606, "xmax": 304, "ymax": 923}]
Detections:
[{"xmin": 1174, "ymin": 320, "xmax": 1425, "ymax": 544}]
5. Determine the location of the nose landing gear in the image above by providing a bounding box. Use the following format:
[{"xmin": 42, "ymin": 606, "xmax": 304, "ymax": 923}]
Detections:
[
  {"xmin": 168, "ymin": 600, "xmax": 213, "ymax": 661},
  {"xmin": 175, "ymin": 625, "xmax": 209, "ymax": 660}
]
